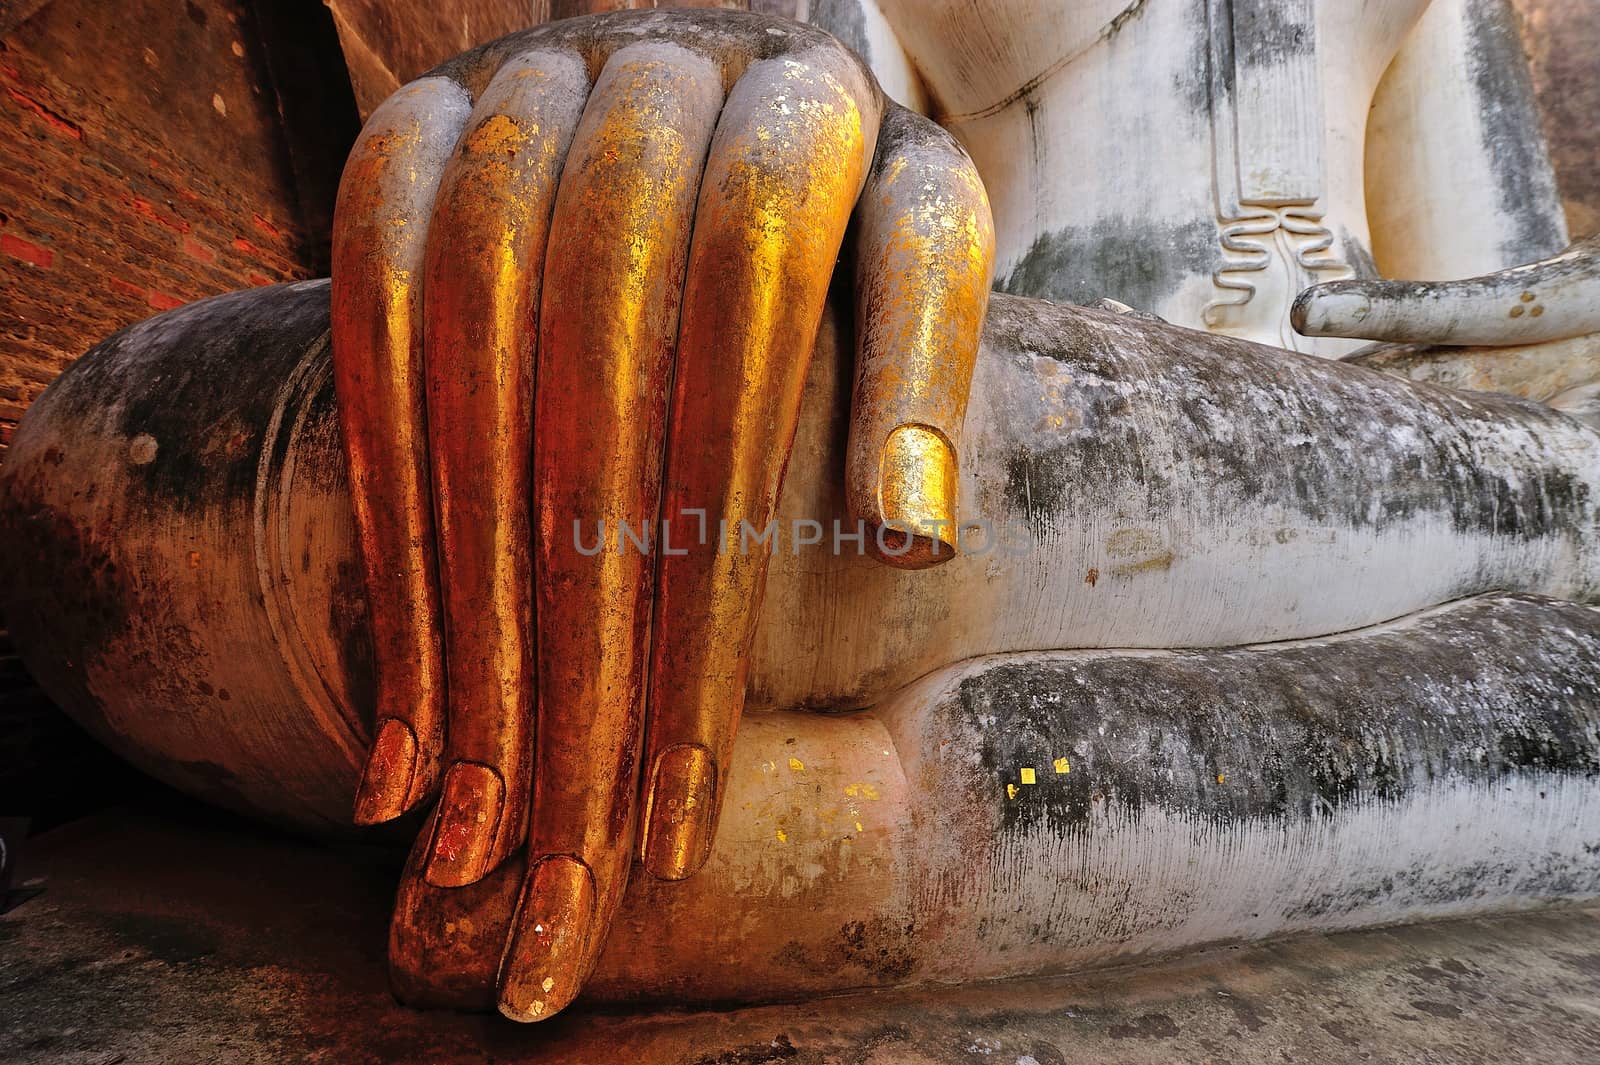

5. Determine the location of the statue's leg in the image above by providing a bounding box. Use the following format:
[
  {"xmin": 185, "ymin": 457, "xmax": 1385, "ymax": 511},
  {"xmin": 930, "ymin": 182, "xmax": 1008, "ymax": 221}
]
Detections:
[
  {"xmin": 752, "ymin": 289, "xmax": 1600, "ymax": 709},
  {"xmin": 0, "ymin": 282, "xmax": 371, "ymax": 833},
  {"xmin": 391, "ymin": 590, "xmax": 1600, "ymax": 1009},
  {"xmin": 7, "ymin": 280, "xmax": 1600, "ymax": 827}
]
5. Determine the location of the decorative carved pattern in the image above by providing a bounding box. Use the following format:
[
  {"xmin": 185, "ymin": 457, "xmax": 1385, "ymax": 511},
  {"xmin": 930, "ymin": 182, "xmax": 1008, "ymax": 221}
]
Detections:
[
  {"xmin": 1204, "ymin": 204, "xmax": 1353, "ymax": 327},
  {"xmin": 1202, "ymin": 0, "xmax": 1353, "ymax": 329},
  {"xmin": 1205, "ymin": 206, "xmax": 1277, "ymax": 325}
]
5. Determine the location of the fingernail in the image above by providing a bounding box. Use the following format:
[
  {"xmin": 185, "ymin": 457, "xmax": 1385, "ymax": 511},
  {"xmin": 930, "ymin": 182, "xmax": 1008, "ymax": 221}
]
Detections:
[
  {"xmin": 641, "ymin": 743, "xmax": 717, "ymax": 881},
  {"xmin": 423, "ymin": 762, "xmax": 505, "ymax": 887},
  {"xmin": 353, "ymin": 718, "xmax": 417, "ymax": 824},
  {"xmin": 874, "ymin": 423, "xmax": 958, "ymax": 568},
  {"xmin": 497, "ymin": 855, "xmax": 596, "ymax": 1023}
]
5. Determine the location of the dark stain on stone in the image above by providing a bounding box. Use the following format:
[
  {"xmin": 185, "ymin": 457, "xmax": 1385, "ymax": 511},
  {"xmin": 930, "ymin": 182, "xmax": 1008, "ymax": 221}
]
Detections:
[
  {"xmin": 978, "ymin": 295, "xmax": 1596, "ymax": 550},
  {"xmin": 997, "ymin": 217, "xmax": 1217, "ymax": 314},
  {"xmin": 99, "ymin": 912, "xmax": 220, "ymax": 966},
  {"xmin": 0, "ymin": 494, "xmax": 130, "ymax": 723},
  {"xmin": 1186, "ymin": 0, "xmax": 1232, "ymax": 114},
  {"xmin": 23, "ymin": 283, "xmax": 332, "ymax": 519},
  {"xmin": 1556, "ymin": 951, "xmax": 1600, "ymax": 977},
  {"xmin": 770, "ymin": 917, "xmax": 919, "ymax": 985},
  {"xmin": 1003, "ymin": 443, "xmax": 1077, "ymax": 542},
  {"xmin": 171, "ymin": 758, "xmax": 250, "ymax": 813},
  {"xmin": 918, "ymin": 591, "xmax": 1600, "ymax": 901},
  {"xmin": 1185, "ymin": 0, "xmax": 1315, "ymax": 119},
  {"xmin": 1461, "ymin": 0, "xmax": 1568, "ymax": 264},
  {"xmin": 1321, "ymin": 1019, "xmax": 1360, "ymax": 1045},
  {"xmin": 1408, "ymin": 998, "xmax": 1464, "ymax": 1019},
  {"xmin": 837, "ymin": 917, "xmax": 918, "ymax": 981},
  {"xmin": 1229, "ymin": 0, "xmax": 1315, "ymax": 69},
  {"xmin": 807, "ymin": 0, "xmax": 871, "ymax": 68},
  {"xmin": 1405, "ymin": 959, "xmax": 1487, "ymax": 1002}
]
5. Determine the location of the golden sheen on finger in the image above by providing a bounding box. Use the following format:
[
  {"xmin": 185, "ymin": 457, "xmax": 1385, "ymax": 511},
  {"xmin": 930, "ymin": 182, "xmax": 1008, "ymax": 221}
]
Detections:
[
  {"xmin": 331, "ymin": 77, "xmax": 473, "ymax": 823},
  {"xmin": 875, "ymin": 424, "xmax": 959, "ymax": 566},
  {"xmin": 848, "ymin": 108, "xmax": 995, "ymax": 570},
  {"xmin": 497, "ymin": 856, "xmax": 595, "ymax": 1022},
  {"xmin": 640, "ymin": 742, "xmax": 717, "ymax": 880},
  {"xmin": 640, "ymin": 49, "xmax": 878, "ymax": 883},
  {"xmin": 508, "ymin": 42, "xmax": 725, "ymax": 1022},
  {"xmin": 419, "ymin": 50, "xmax": 590, "ymax": 889}
]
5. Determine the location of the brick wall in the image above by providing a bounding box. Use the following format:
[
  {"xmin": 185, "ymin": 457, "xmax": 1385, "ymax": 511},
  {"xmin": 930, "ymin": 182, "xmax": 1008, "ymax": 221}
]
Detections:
[{"xmin": 0, "ymin": 0, "xmax": 320, "ymax": 453}]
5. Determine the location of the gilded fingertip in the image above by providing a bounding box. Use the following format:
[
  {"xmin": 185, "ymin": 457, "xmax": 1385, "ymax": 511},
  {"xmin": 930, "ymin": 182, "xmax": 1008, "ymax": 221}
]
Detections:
[
  {"xmin": 353, "ymin": 717, "xmax": 418, "ymax": 825},
  {"xmin": 497, "ymin": 855, "xmax": 596, "ymax": 1023},
  {"xmin": 871, "ymin": 423, "xmax": 958, "ymax": 569},
  {"xmin": 640, "ymin": 743, "xmax": 718, "ymax": 881},
  {"xmin": 423, "ymin": 761, "xmax": 506, "ymax": 887}
]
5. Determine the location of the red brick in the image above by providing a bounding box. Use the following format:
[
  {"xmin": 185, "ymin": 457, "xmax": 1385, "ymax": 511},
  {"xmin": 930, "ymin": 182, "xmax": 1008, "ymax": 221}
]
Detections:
[
  {"xmin": 127, "ymin": 195, "xmax": 191, "ymax": 234},
  {"xmin": 182, "ymin": 238, "xmax": 216, "ymax": 263},
  {"xmin": 1, "ymin": 0, "xmax": 314, "ymax": 473},
  {"xmin": 5, "ymin": 87, "xmax": 81, "ymax": 140},
  {"xmin": 2, "ymin": 233, "xmax": 54, "ymax": 268}
]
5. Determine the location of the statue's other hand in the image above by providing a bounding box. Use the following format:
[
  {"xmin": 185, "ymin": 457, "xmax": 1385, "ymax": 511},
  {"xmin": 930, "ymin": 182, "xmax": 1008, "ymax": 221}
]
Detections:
[
  {"xmin": 328, "ymin": 11, "xmax": 994, "ymax": 1023},
  {"xmin": 1292, "ymin": 236, "xmax": 1600, "ymax": 348}
]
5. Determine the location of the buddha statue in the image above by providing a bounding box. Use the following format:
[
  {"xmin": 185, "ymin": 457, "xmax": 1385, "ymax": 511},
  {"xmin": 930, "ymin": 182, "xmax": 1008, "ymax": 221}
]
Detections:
[
  {"xmin": 810, "ymin": 0, "xmax": 1571, "ymax": 354},
  {"xmin": 5, "ymin": 2, "xmax": 1600, "ymax": 1028}
]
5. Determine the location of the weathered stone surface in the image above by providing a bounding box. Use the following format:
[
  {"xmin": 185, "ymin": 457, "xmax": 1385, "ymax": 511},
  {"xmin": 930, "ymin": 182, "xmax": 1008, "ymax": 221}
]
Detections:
[
  {"xmin": 5, "ymin": 805, "xmax": 1600, "ymax": 1062},
  {"xmin": 0, "ymin": 0, "xmax": 345, "ymax": 821}
]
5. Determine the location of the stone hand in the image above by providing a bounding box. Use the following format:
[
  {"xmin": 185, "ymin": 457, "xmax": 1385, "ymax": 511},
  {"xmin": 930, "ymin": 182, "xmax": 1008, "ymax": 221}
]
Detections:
[
  {"xmin": 1292, "ymin": 235, "xmax": 1600, "ymax": 348},
  {"xmin": 328, "ymin": 10, "xmax": 993, "ymax": 1022}
]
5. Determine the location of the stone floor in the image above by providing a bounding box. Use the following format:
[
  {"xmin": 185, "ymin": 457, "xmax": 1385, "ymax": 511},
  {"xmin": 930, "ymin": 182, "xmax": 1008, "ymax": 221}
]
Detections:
[{"xmin": 4, "ymin": 799, "xmax": 1600, "ymax": 1064}]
